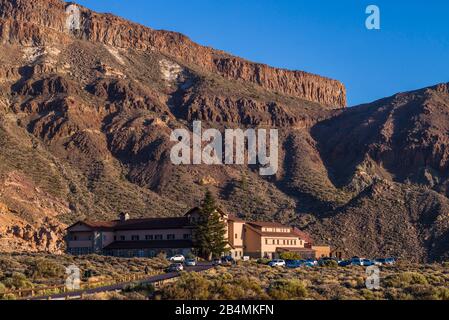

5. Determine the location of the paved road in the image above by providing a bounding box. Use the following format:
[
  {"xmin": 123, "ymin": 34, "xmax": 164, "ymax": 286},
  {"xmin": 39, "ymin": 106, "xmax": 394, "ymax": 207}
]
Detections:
[{"xmin": 28, "ymin": 265, "xmax": 212, "ymax": 300}]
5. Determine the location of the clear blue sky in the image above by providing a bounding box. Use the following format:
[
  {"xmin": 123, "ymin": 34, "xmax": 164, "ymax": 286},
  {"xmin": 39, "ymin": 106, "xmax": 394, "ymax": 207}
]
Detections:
[{"xmin": 74, "ymin": 0, "xmax": 449, "ymax": 106}]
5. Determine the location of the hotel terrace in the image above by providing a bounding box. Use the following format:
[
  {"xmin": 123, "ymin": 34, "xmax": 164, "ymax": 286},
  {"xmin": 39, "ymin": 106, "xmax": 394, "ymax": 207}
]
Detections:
[{"xmin": 66, "ymin": 208, "xmax": 331, "ymax": 260}]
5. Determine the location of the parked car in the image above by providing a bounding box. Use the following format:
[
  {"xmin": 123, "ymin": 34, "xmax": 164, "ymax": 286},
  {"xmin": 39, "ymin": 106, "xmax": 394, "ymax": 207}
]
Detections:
[
  {"xmin": 374, "ymin": 258, "xmax": 386, "ymax": 266},
  {"xmin": 221, "ymin": 256, "xmax": 236, "ymax": 265},
  {"xmin": 286, "ymin": 260, "xmax": 303, "ymax": 269},
  {"xmin": 374, "ymin": 257, "xmax": 396, "ymax": 266},
  {"xmin": 306, "ymin": 259, "xmax": 318, "ymax": 266},
  {"xmin": 303, "ymin": 260, "xmax": 316, "ymax": 267},
  {"xmin": 169, "ymin": 255, "xmax": 185, "ymax": 263},
  {"xmin": 213, "ymin": 258, "xmax": 223, "ymax": 266},
  {"xmin": 338, "ymin": 260, "xmax": 352, "ymax": 267},
  {"xmin": 167, "ymin": 263, "xmax": 184, "ymax": 272},
  {"xmin": 268, "ymin": 259, "xmax": 286, "ymax": 267},
  {"xmin": 350, "ymin": 257, "xmax": 364, "ymax": 266},
  {"xmin": 185, "ymin": 258, "xmax": 197, "ymax": 266},
  {"xmin": 362, "ymin": 259, "xmax": 375, "ymax": 266}
]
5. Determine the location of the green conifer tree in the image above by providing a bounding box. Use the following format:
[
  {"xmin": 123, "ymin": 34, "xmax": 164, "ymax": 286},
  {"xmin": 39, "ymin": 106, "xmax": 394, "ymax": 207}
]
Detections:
[{"xmin": 193, "ymin": 191, "xmax": 228, "ymax": 260}]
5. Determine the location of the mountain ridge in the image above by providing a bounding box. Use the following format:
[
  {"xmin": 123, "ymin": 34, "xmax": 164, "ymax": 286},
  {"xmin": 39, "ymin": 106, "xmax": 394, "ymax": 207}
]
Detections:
[{"xmin": 0, "ymin": 0, "xmax": 346, "ymax": 108}]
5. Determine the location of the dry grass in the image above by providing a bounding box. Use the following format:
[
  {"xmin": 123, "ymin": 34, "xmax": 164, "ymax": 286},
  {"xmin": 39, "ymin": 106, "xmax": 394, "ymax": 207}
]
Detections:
[
  {"xmin": 2, "ymin": 254, "xmax": 449, "ymax": 300},
  {"xmin": 155, "ymin": 261, "xmax": 449, "ymax": 300},
  {"xmin": 0, "ymin": 253, "xmax": 169, "ymax": 299}
]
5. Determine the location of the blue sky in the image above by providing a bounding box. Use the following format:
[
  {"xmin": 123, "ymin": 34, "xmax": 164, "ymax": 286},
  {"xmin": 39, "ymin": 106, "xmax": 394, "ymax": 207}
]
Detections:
[{"xmin": 74, "ymin": 0, "xmax": 449, "ymax": 106}]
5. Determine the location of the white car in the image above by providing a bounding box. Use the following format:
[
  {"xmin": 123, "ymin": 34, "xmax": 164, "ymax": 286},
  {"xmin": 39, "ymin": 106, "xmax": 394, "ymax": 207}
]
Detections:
[
  {"xmin": 168, "ymin": 263, "xmax": 184, "ymax": 272},
  {"xmin": 169, "ymin": 255, "xmax": 185, "ymax": 263},
  {"xmin": 268, "ymin": 259, "xmax": 286, "ymax": 267},
  {"xmin": 185, "ymin": 259, "xmax": 197, "ymax": 266}
]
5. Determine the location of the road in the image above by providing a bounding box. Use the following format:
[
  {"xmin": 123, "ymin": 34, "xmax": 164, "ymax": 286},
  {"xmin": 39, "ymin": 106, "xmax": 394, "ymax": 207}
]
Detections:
[{"xmin": 28, "ymin": 264, "xmax": 212, "ymax": 300}]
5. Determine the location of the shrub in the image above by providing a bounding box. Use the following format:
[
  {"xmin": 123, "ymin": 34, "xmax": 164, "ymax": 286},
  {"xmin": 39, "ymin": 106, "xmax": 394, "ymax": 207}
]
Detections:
[
  {"xmin": 2, "ymin": 272, "xmax": 33, "ymax": 290},
  {"xmin": 320, "ymin": 260, "xmax": 338, "ymax": 268},
  {"xmin": 435, "ymin": 287, "xmax": 449, "ymax": 300},
  {"xmin": 123, "ymin": 282, "xmax": 155, "ymax": 295},
  {"xmin": 268, "ymin": 279, "xmax": 308, "ymax": 300},
  {"xmin": 257, "ymin": 258, "xmax": 270, "ymax": 265},
  {"xmin": 279, "ymin": 252, "xmax": 301, "ymax": 261},
  {"xmin": 404, "ymin": 284, "xmax": 438, "ymax": 300},
  {"xmin": 1, "ymin": 293, "xmax": 16, "ymax": 300},
  {"xmin": 0, "ymin": 282, "xmax": 6, "ymax": 298},
  {"xmin": 232, "ymin": 276, "xmax": 267, "ymax": 299},
  {"xmin": 219, "ymin": 283, "xmax": 246, "ymax": 300},
  {"xmin": 27, "ymin": 259, "xmax": 65, "ymax": 279},
  {"xmin": 161, "ymin": 272, "xmax": 211, "ymax": 300},
  {"xmin": 384, "ymin": 272, "xmax": 428, "ymax": 288}
]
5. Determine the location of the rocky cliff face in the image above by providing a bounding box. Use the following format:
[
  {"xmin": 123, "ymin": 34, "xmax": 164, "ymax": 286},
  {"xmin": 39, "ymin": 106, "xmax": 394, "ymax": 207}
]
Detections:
[{"xmin": 0, "ymin": 0, "xmax": 346, "ymax": 109}]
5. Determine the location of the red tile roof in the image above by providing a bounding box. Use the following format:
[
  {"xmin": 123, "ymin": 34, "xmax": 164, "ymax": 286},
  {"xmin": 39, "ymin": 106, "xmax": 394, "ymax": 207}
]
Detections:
[
  {"xmin": 83, "ymin": 221, "xmax": 118, "ymax": 229},
  {"xmin": 228, "ymin": 215, "xmax": 245, "ymax": 223},
  {"xmin": 65, "ymin": 221, "xmax": 118, "ymax": 231},
  {"xmin": 292, "ymin": 227, "xmax": 314, "ymax": 244},
  {"xmin": 68, "ymin": 217, "xmax": 192, "ymax": 232},
  {"xmin": 248, "ymin": 221, "xmax": 290, "ymax": 229},
  {"xmin": 114, "ymin": 217, "xmax": 191, "ymax": 231},
  {"xmin": 244, "ymin": 224, "xmax": 299, "ymax": 238}
]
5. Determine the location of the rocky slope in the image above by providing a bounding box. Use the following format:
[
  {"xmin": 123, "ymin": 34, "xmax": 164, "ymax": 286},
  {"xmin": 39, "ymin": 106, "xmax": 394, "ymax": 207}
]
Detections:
[{"xmin": 0, "ymin": 0, "xmax": 448, "ymax": 261}]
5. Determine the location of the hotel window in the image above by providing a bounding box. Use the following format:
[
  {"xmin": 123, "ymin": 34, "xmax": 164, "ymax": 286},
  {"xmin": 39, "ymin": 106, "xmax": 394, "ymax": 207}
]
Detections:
[
  {"xmin": 131, "ymin": 235, "xmax": 140, "ymax": 241},
  {"xmin": 120, "ymin": 236, "xmax": 126, "ymax": 241},
  {"xmin": 155, "ymin": 235, "xmax": 163, "ymax": 240},
  {"xmin": 235, "ymin": 233, "xmax": 238, "ymax": 239},
  {"xmin": 167, "ymin": 234, "xmax": 175, "ymax": 240},
  {"xmin": 145, "ymin": 235, "xmax": 153, "ymax": 241},
  {"xmin": 265, "ymin": 239, "xmax": 268, "ymax": 245},
  {"xmin": 183, "ymin": 234, "xmax": 191, "ymax": 240}
]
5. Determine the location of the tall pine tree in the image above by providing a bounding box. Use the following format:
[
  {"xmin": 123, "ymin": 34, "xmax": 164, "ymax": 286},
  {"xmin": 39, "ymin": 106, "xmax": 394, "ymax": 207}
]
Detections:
[{"xmin": 193, "ymin": 191, "xmax": 228, "ymax": 260}]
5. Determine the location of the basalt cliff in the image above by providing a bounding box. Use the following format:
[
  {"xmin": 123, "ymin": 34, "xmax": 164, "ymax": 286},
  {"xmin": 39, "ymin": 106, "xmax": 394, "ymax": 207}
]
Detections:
[{"xmin": 0, "ymin": 0, "xmax": 449, "ymax": 262}]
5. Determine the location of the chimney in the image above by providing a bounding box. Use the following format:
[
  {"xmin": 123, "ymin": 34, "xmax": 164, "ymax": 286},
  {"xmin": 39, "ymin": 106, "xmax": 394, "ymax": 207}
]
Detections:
[{"xmin": 119, "ymin": 212, "xmax": 130, "ymax": 222}]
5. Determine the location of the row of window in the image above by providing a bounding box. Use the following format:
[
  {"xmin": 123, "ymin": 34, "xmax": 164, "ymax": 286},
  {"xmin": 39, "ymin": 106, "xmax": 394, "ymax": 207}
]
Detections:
[
  {"xmin": 265, "ymin": 238, "xmax": 302, "ymax": 246},
  {"xmin": 262, "ymin": 228, "xmax": 290, "ymax": 233},
  {"xmin": 114, "ymin": 234, "xmax": 192, "ymax": 241},
  {"xmin": 105, "ymin": 248, "xmax": 191, "ymax": 258}
]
